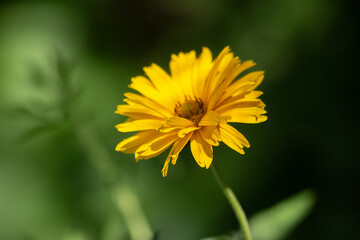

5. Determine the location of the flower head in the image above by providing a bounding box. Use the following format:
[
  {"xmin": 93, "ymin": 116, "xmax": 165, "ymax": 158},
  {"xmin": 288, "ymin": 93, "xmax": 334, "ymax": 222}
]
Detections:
[{"xmin": 115, "ymin": 46, "xmax": 267, "ymax": 176}]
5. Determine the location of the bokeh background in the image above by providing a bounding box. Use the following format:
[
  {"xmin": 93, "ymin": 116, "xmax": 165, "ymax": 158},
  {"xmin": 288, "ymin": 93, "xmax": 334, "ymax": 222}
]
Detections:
[{"xmin": 0, "ymin": 0, "xmax": 359, "ymax": 239}]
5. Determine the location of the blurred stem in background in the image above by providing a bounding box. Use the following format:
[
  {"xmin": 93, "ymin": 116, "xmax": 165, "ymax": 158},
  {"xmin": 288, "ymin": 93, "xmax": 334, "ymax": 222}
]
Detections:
[
  {"xmin": 50, "ymin": 54, "xmax": 153, "ymax": 240},
  {"xmin": 75, "ymin": 125, "xmax": 153, "ymax": 240},
  {"xmin": 211, "ymin": 162, "xmax": 252, "ymax": 240}
]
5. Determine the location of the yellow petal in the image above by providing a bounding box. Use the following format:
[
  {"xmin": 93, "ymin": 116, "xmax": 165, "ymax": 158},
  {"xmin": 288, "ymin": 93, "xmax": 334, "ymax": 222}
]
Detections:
[
  {"xmin": 170, "ymin": 50, "xmax": 197, "ymax": 78},
  {"xmin": 124, "ymin": 92, "xmax": 173, "ymax": 117},
  {"xmin": 178, "ymin": 126, "xmax": 200, "ymax": 138},
  {"xmin": 215, "ymin": 99, "xmax": 264, "ymax": 113},
  {"xmin": 217, "ymin": 71, "xmax": 264, "ymax": 105},
  {"xmin": 115, "ymin": 104, "xmax": 164, "ymax": 119},
  {"xmin": 198, "ymin": 111, "xmax": 228, "ymax": 126},
  {"xmin": 220, "ymin": 106, "xmax": 267, "ymax": 123},
  {"xmin": 221, "ymin": 108, "xmax": 268, "ymax": 124},
  {"xmin": 129, "ymin": 76, "xmax": 173, "ymax": 106},
  {"xmin": 190, "ymin": 131, "xmax": 213, "ymax": 169},
  {"xmin": 129, "ymin": 76, "xmax": 157, "ymax": 96},
  {"xmin": 202, "ymin": 46, "xmax": 231, "ymax": 102},
  {"xmin": 161, "ymin": 132, "xmax": 193, "ymax": 177},
  {"xmin": 218, "ymin": 52, "xmax": 235, "ymax": 74},
  {"xmin": 218, "ymin": 60, "xmax": 256, "ymax": 94},
  {"xmin": 116, "ymin": 130, "xmax": 157, "ymax": 153},
  {"xmin": 199, "ymin": 126, "xmax": 221, "ymax": 146},
  {"xmin": 214, "ymin": 90, "xmax": 264, "ymax": 112},
  {"xmin": 244, "ymin": 91, "xmax": 263, "ymax": 99},
  {"xmin": 161, "ymin": 145, "xmax": 174, "ymax": 177},
  {"xmin": 207, "ymin": 57, "xmax": 242, "ymax": 110},
  {"xmin": 143, "ymin": 64, "xmax": 171, "ymax": 88},
  {"xmin": 158, "ymin": 116, "xmax": 195, "ymax": 133},
  {"xmin": 170, "ymin": 50, "xmax": 197, "ymax": 98},
  {"xmin": 143, "ymin": 64, "xmax": 180, "ymax": 100},
  {"xmin": 220, "ymin": 124, "xmax": 250, "ymax": 155},
  {"xmin": 161, "ymin": 116, "xmax": 194, "ymax": 127},
  {"xmin": 115, "ymin": 119, "xmax": 163, "ymax": 132},
  {"xmin": 229, "ymin": 60, "xmax": 256, "ymax": 82},
  {"xmin": 192, "ymin": 47, "xmax": 213, "ymax": 98},
  {"xmin": 227, "ymin": 71, "xmax": 264, "ymax": 97},
  {"xmin": 135, "ymin": 133, "xmax": 178, "ymax": 161},
  {"xmin": 171, "ymin": 132, "xmax": 193, "ymax": 164}
]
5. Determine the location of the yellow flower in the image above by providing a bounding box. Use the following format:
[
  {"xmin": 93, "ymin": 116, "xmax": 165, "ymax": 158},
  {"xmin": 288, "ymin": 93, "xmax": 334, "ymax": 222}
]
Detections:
[{"xmin": 115, "ymin": 46, "xmax": 267, "ymax": 177}]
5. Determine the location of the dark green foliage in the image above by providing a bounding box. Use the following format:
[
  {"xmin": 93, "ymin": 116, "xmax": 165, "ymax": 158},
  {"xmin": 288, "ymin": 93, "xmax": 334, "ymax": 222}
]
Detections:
[{"xmin": 0, "ymin": 0, "xmax": 359, "ymax": 240}]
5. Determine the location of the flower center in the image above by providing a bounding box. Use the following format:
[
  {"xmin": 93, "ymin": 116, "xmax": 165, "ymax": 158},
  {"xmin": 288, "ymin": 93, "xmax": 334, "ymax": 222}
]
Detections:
[{"xmin": 174, "ymin": 97, "xmax": 206, "ymax": 125}]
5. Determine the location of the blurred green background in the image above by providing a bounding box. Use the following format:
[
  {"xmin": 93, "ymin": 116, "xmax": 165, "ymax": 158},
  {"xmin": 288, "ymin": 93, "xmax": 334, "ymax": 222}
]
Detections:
[{"xmin": 0, "ymin": 0, "xmax": 359, "ymax": 239}]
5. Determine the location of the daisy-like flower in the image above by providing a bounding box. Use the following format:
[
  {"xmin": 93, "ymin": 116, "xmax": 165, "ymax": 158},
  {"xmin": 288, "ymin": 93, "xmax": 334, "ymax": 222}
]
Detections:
[{"xmin": 115, "ymin": 46, "xmax": 267, "ymax": 177}]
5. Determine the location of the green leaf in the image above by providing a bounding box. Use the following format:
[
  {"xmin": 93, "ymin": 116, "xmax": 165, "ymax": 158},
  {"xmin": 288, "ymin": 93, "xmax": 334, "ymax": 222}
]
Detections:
[{"xmin": 249, "ymin": 189, "xmax": 316, "ymax": 240}]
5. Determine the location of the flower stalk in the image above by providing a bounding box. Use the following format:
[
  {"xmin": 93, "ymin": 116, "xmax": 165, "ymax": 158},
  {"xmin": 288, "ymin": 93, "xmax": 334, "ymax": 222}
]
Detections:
[{"xmin": 211, "ymin": 163, "xmax": 252, "ymax": 240}]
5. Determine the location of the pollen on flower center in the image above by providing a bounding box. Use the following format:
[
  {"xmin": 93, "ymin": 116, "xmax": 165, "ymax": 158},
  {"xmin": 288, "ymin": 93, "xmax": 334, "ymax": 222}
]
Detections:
[{"xmin": 174, "ymin": 97, "xmax": 206, "ymax": 125}]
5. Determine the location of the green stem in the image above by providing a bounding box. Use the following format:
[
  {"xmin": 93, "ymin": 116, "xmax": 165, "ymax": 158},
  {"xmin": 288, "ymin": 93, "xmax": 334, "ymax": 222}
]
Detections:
[{"xmin": 211, "ymin": 163, "xmax": 252, "ymax": 240}]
